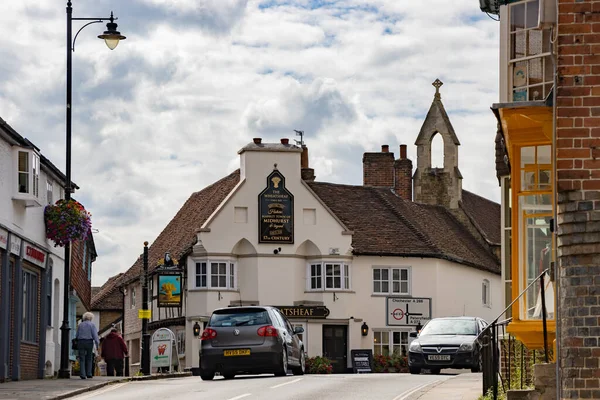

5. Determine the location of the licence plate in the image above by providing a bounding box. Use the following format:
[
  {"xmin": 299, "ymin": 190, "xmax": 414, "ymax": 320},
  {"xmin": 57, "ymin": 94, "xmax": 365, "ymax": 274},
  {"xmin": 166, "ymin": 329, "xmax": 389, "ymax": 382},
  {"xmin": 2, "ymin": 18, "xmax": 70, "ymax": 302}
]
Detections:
[
  {"xmin": 224, "ymin": 349, "xmax": 251, "ymax": 357},
  {"xmin": 428, "ymin": 355, "xmax": 451, "ymax": 361}
]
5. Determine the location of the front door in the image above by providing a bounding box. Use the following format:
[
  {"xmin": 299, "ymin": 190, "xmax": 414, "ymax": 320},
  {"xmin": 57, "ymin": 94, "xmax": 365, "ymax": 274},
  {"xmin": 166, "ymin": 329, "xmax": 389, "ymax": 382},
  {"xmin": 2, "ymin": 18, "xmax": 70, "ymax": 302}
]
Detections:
[{"xmin": 322, "ymin": 325, "xmax": 347, "ymax": 373}]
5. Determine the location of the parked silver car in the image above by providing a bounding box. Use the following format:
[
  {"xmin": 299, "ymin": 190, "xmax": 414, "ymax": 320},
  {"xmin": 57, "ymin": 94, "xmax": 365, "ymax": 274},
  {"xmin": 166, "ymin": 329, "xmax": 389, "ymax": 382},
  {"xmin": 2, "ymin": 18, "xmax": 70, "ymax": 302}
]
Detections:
[{"xmin": 199, "ymin": 306, "xmax": 305, "ymax": 380}]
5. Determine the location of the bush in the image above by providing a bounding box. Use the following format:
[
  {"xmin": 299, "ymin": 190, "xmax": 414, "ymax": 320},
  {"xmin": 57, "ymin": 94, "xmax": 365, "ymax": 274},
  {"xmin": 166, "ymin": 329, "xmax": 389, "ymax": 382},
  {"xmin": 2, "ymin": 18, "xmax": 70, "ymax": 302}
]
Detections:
[
  {"xmin": 373, "ymin": 350, "xmax": 408, "ymax": 373},
  {"xmin": 373, "ymin": 354, "xmax": 392, "ymax": 373},
  {"xmin": 305, "ymin": 355, "xmax": 333, "ymax": 374}
]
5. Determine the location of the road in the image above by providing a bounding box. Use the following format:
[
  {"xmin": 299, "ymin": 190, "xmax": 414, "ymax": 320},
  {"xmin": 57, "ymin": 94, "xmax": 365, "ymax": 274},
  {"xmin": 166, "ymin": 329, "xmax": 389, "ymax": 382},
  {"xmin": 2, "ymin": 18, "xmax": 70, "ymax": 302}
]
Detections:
[{"xmin": 70, "ymin": 373, "xmax": 457, "ymax": 400}]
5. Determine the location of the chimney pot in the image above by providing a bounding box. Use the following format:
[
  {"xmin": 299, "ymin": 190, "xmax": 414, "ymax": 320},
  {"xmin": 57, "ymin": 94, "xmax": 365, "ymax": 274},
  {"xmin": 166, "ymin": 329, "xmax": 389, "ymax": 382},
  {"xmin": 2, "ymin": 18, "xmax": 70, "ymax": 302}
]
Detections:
[
  {"xmin": 281, "ymin": 138, "xmax": 289, "ymax": 145},
  {"xmin": 382, "ymin": 145, "xmax": 389, "ymax": 153},
  {"xmin": 400, "ymin": 144, "xmax": 407, "ymax": 159},
  {"xmin": 253, "ymin": 138, "xmax": 262, "ymax": 144}
]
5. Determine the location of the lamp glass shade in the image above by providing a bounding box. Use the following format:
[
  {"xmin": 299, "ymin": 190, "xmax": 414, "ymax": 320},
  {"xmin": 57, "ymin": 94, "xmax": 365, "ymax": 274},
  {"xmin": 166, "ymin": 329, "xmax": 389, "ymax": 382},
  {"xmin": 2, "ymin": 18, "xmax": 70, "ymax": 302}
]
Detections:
[
  {"xmin": 193, "ymin": 322, "xmax": 201, "ymax": 336},
  {"xmin": 361, "ymin": 322, "xmax": 369, "ymax": 336},
  {"xmin": 104, "ymin": 37, "xmax": 120, "ymax": 50},
  {"xmin": 98, "ymin": 21, "xmax": 126, "ymax": 51}
]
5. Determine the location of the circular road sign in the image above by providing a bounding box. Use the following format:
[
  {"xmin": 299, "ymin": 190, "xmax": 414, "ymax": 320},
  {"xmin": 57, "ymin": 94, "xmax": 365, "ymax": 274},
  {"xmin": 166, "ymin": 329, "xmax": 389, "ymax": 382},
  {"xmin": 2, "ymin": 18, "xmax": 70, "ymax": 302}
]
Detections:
[{"xmin": 391, "ymin": 308, "xmax": 404, "ymax": 321}]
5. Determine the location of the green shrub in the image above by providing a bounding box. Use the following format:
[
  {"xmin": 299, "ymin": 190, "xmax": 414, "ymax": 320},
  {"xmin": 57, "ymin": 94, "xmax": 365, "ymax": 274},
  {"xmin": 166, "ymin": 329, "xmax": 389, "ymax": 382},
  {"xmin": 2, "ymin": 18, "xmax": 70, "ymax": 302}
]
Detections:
[{"xmin": 305, "ymin": 355, "xmax": 333, "ymax": 374}]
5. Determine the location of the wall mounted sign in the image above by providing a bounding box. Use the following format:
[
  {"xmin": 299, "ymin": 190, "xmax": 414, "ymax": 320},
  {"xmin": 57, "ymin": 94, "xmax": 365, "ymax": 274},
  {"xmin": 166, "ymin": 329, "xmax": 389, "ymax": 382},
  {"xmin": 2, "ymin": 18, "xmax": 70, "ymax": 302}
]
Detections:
[
  {"xmin": 0, "ymin": 228, "xmax": 7, "ymax": 250},
  {"xmin": 386, "ymin": 297, "xmax": 432, "ymax": 327},
  {"xmin": 157, "ymin": 274, "xmax": 182, "ymax": 308},
  {"xmin": 24, "ymin": 243, "xmax": 46, "ymax": 268},
  {"xmin": 275, "ymin": 305, "xmax": 330, "ymax": 319},
  {"xmin": 9, "ymin": 236, "xmax": 22, "ymax": 256},
  {"xmin": 258, "ymin": 169, "xmax": 294, "ymax": 244}
]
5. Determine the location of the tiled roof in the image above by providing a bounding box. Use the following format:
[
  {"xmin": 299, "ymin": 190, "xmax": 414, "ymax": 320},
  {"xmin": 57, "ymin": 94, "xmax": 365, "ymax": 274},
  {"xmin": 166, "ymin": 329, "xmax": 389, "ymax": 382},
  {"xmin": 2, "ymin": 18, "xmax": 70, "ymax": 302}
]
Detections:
[
  {"xmin": 91, "ymin": 273, "xmax": 123, "ymax": 310},
  {"xmin": 308, "ymin": 182, "xmax": 500, "ymax": 274},
  {"xmin": 461, "ymin": 190, "xmax": 502, "ymax": 246},
  {"xmin": 118, "ymin": 169, "xmax": 242, "ymax": 287}
]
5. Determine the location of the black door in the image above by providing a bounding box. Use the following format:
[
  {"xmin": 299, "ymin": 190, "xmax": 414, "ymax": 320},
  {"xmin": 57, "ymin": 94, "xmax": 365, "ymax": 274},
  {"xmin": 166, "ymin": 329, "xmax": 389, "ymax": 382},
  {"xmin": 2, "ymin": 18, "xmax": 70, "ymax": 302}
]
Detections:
[{"xmin": 322, "ymin": 325, "xmax": 347, "ymax": 373}]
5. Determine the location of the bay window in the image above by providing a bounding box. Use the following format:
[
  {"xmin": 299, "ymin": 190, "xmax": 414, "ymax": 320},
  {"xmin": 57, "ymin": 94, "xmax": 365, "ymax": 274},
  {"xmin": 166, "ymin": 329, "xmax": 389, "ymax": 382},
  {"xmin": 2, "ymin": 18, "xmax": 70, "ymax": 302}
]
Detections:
[
  {"xmin": 13, "ymin": 148, "xmax": 42, "ymax": 207},
  {"xmin": 307, "ymin": 261, "xmax": 350, "ymax": 290}
]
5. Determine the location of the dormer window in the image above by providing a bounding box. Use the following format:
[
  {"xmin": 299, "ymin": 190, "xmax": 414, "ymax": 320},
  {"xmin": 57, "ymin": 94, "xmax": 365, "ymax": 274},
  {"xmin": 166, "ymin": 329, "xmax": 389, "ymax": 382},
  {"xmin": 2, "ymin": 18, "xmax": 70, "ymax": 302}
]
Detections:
[{"xmin": 13, "ymin": 148, "xmax": 42, "ymax": 207}]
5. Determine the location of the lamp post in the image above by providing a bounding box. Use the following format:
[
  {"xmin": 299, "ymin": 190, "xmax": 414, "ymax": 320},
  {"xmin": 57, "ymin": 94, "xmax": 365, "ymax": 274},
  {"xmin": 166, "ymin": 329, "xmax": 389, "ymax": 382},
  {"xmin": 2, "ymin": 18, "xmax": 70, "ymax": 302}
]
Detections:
[
  {"xmin": 58, "ymin": 0, "xmax": 126, "ymax": 379},
  {"xmin": 141, "ymin": 242, "xmax": 151, "ymax": 375}
]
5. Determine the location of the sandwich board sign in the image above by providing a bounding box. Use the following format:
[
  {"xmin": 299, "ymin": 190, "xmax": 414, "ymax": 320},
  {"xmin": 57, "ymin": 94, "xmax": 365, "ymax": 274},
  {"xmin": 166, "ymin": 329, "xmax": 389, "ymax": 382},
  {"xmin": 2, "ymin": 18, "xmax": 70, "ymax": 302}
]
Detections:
[{"xmin": 151, "ymin": 328, "xmax": 179, "ymax": 372}]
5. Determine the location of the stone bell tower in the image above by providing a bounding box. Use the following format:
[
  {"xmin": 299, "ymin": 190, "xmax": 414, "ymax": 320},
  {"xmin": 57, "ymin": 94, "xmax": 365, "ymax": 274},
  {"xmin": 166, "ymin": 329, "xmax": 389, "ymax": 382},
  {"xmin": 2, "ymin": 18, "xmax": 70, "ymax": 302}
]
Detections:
[{"xmin": 413, "ymin": 79, "xmax": 463, "ymax": 209}]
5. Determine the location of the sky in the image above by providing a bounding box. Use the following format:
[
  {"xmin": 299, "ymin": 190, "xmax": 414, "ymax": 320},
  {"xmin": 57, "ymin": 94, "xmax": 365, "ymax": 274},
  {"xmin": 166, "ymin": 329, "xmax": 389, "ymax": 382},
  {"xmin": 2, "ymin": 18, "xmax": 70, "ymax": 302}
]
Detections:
[{"xmin": 0, "ymin": 0, "xmax": 501, "ymax": 288}]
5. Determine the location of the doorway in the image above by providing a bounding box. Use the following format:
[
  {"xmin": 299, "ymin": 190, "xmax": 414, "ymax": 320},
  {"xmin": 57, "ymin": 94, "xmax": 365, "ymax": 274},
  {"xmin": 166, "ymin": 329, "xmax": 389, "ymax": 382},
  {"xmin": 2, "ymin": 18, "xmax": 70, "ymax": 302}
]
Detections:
[{"xmin": 322, "ymin": 325, "xmax": 347, "ymax": 373}]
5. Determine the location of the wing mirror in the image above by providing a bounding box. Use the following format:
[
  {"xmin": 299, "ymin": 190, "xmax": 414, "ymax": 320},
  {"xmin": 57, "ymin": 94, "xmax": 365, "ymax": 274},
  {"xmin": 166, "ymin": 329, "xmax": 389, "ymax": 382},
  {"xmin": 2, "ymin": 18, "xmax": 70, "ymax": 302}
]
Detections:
[
  {"xmin": 409, "ymin": 331, "xmax": 418, "ymax": 338},
  {"xmin": 293, "ymin": 326, "xmax": 305, "ymax": 334}
]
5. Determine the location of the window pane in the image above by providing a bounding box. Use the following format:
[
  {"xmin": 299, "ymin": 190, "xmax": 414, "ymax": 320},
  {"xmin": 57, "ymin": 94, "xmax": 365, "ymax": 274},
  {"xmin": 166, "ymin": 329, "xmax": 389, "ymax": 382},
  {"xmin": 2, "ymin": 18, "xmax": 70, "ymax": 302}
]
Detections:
[
  {"xmin": 401, "ymin": 269, "xmax": 408, "ymax": 281},
  {"xmin": 219, "ymin": 276, "xmax": 226, "ymax": 287},
  {"xmin": 334, "ymin": 264, "xmax": 341, "ymax": 274},
  {"xmin": 393, "ymin": 332, "xmax": 400, "ymax": 344},
  {"xmin": 219, "ymin": 263, "xmax": 226, "ymax": 275},
  {"xmin": 211, "ymin": 263, "xmax": 218, "ymax": 274},
  {"xmin": 18, "ymin": 152, "xmax": 28, "ymax": 172},
  {"xmin": 393, "ymin": 282, "xmax": 400, "ymax": 293},
  {"xmin": 392, "ymin": 269, "xmax": 399, "ymax": 280},
  {"xmin": 374, "ymin": 269, "xmax": 380, "ymax": 280},
  {"xmin": 196, "ymin": 263, "xmax": 201, "ymax": 275},
  {"xmin": 211, "ymin": 276, "xmax": 218, "ymax": 287},
  {"xmin": 326, "ymin": 264, "xmax": 333, "ymax": 275},
  {"xmin": 401, "ymin": 282, "xmax": 408, "ymax": 294},
  {"xmin": 201, "ymin": 276, "xmax": 206, "ymax": 287},
  {"xmin": 382, "ymin": 269, "xmax": 389, "ymax": 280},
  {"xmin": 510, "ymin": 2, "xmax": 525, "ymax": 31},
  {"xmin": 196, "ymin": 276, "xmax": 201, "ymax": 287},
  {"xmin": 326, "ymin": 277, "xmax": 333, "ymax": 288},
  {"xmin": 374, "ymin": 281, "xmax": 381, "ymax": 293},
  {"xmin": 334, "ymin": 277, "xmax": 341, "ymax": 288},
  {"xmin": 382, "ymin": 282, "xmax": 389, "ymax": 293}
]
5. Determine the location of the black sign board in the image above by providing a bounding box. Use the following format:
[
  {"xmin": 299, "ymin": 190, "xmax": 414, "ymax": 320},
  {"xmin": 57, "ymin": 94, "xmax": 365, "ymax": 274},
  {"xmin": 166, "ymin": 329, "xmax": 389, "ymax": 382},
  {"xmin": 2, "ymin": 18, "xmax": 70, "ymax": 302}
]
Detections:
[
  {"xmin": 258, "ymin": 170, "xmax": 294, "ymax": 243},
  {"xmin": 275, "ymin": 306, "xmax": 330, "ymax": 319},
  {"xmin": 351, "ymin": 349, "xmax": 373, "ymax": 373}
]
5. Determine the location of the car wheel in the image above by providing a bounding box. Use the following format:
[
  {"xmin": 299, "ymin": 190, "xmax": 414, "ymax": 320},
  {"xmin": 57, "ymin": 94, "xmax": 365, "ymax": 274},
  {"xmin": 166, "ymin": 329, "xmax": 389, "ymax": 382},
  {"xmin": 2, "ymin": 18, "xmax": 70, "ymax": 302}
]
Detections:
[
  {"xmin": 409, "ymin": 367, "xmax": 421, "ymax": 375},
  {"xmin": 223, "ymin": 373, "xmax": 235, "ymax": 380},
  {"xmin": 292, "ymin": 351, "xmax": 305, "ymax": 375},
  {"xmin": 471, "ymin": 354, "xmax": 482, "ymax": 373},
  {"xmin": 200, "ymin": 369, "xmax": 215, "ymax": 381},
  {"xmin": 274, "ymin": 347, "xmax": 288, "ymax": 377},
  {"xmin": 431, "ymin": 368, "xmax": 441, "ymax": 375}
]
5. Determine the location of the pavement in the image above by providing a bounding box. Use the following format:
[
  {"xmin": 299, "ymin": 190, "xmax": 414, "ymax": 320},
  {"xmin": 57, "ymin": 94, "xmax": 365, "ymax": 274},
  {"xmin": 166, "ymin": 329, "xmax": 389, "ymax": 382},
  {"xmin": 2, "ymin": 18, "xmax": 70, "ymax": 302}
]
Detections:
[
  {"xmin": 0, "ymin": 372, "xmax": 191, "ymax": 400},
  {"xmin": 409, "ymin": 372, "xmax": 483, "ymax": 400}
]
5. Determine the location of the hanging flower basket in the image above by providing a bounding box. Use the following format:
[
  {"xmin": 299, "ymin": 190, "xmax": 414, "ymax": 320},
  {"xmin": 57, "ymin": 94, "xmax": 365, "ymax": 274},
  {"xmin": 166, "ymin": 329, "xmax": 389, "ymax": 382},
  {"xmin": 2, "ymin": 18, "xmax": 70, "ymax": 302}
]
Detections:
[{"xmin": 44, "ymin": 199, "xmax": 92, "ymax": 247}]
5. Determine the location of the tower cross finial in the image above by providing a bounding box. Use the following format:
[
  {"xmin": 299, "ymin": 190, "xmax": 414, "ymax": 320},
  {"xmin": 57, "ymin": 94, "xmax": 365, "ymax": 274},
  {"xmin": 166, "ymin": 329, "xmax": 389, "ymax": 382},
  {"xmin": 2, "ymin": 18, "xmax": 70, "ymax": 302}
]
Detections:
[{"xmin": 432, "ymin": 79, "xmax": 443, "ymax": 99}]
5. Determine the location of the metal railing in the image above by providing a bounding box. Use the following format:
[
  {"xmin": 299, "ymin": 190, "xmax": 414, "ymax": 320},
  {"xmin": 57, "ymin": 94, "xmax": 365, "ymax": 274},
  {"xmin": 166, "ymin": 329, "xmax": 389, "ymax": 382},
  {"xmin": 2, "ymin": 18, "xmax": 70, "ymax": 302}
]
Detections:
[{"xmin": 479, "ymin": 268, "xmax": 550, "ymax": 400}]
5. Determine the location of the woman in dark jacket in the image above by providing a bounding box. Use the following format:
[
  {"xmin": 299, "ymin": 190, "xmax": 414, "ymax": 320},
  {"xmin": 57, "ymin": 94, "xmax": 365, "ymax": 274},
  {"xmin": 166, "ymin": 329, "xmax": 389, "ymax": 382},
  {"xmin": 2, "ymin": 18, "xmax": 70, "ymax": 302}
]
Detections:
[{"xmin": 101, "ymin": 327, "xmax": 129, "ymax": 376}]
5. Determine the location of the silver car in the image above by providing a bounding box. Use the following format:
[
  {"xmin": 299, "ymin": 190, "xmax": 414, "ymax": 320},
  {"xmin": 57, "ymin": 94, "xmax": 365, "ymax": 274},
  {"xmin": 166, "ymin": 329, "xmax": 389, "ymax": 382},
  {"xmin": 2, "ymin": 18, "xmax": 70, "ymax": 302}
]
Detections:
[{"xmin": 199, "ymin": 306, "xmax": 305, "ymax": 380}]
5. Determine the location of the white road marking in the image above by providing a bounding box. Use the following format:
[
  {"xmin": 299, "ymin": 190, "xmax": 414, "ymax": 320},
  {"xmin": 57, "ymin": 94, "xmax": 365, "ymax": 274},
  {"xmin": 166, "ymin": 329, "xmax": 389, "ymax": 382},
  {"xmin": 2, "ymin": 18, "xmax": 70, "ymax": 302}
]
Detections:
[
  {"xmin": 270, "ymin": 377, "xmax": 303, "ymax": 389},
  {"xmin": 226, "ymin": 394, "xmax": 252, "ymax": 400},
  {"xmin": 71, "ymin": 382, "xmax": 129, "ymax": 399},
  {"xmin": 391, "ymin": 379, "xmax": 442, "ymax": 400}
]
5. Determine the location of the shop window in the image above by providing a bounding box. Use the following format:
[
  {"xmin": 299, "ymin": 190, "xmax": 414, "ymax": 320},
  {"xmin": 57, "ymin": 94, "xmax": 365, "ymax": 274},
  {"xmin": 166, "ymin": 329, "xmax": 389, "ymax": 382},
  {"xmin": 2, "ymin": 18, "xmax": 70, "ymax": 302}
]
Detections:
[
  {"xmin": 307, "ymin": 262, "xmax": 350, "ymax": 291},
  {"xmin": 22, "ymin": 269, "xmax": 39, "ymax": 343},
  {"xmin": 194, "ymin": 260, "xmax": 236, "ymax": 289},
  {"xmin": 372, "ymin": 267, "xmax": 410, "ymax": 295}
]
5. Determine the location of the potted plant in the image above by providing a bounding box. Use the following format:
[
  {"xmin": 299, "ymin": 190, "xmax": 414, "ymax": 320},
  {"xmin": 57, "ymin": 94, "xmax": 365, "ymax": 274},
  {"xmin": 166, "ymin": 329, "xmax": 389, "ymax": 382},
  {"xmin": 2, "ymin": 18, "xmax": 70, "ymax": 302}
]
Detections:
[{"xmin": 44, "ymin": 199, "xmax": 92, "ymax": 247}]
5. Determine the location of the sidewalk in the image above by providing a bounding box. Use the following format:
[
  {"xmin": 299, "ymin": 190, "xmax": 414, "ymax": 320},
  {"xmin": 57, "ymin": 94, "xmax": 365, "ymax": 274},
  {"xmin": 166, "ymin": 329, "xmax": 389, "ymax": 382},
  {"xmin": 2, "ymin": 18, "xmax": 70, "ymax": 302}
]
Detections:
[
  {"xmin": 411, "ymin": 372, "xmax": 483, "ymax": 400},
  {"xmin": 0, "ymin": 373, "xmax": 191, "ymax": 400}
]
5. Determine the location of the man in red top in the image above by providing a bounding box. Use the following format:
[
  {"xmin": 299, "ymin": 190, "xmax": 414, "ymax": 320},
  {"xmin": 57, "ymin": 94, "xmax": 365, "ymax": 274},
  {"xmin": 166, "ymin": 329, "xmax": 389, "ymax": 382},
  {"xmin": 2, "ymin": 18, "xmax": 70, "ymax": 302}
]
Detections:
[{"xmin": 101, "ymin": 327, "xmax": 129, "ymax": 376}]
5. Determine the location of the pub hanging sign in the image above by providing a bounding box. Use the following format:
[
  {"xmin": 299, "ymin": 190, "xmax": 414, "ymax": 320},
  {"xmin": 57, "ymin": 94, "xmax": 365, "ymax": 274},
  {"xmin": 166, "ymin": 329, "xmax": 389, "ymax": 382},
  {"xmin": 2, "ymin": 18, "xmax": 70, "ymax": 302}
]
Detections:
[{"xmin": 259, "ymin": 169, "xmax": 294, "ymax": 244}]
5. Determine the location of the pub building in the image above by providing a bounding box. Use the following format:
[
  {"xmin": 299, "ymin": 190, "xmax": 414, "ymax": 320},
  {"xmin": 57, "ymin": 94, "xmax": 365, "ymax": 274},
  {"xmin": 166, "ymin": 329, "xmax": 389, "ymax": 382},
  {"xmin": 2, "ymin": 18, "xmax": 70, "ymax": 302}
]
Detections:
[{"xmin": 101, "ymin": 85, "xmax": 503, "ymax": 373}]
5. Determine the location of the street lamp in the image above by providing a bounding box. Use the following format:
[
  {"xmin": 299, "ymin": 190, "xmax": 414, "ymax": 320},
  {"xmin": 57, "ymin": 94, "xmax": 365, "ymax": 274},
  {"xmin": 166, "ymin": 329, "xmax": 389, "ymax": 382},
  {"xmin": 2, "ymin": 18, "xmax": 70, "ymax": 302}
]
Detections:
[{"xmin": 58, "ymin": 0, "xmax": 126, "ymax": 379}]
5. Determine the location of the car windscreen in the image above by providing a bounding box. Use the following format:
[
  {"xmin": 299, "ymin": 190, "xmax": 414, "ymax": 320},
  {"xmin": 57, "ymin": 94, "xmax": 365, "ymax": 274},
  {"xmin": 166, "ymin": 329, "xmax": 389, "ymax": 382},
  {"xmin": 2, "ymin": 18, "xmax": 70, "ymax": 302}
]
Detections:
[
  {"xmin": 420, "ymin": 319, "xmax": 477, "ymax": 336},
  {"xmin": 209, "ymin": 309, "xmax": 271, "ymax": 327}
]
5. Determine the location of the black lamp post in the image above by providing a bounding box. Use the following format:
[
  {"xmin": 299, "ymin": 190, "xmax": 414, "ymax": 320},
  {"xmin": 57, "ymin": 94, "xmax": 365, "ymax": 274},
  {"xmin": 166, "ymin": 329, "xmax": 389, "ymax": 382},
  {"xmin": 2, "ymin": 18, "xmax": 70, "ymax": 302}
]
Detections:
[
  {"xmin": 58, "ymin": 1, "xmax": 126, "ymax": 379},
  {"xmin": 141, "ymin": 241, "xmax": 151, "ymax": 375}
]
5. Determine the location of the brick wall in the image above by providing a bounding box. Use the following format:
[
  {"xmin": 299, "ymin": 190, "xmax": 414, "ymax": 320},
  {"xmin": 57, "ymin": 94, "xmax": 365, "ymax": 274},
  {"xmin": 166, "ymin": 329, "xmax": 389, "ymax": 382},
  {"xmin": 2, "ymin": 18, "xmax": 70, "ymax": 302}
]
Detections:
[
  {"xmin": 71, "ymin": 240, "xmax": 91, "ymax": 311},
  {"xmin": 556, "ymin": 0, "xmax": 600, "ymax": 398},
  {"xmin": 394, "ymin": 151, "xmax": 413, "ymax": 201},
  {"xmin": 363, "ymin": 146, "xmax": 395, "ymax": 187}
]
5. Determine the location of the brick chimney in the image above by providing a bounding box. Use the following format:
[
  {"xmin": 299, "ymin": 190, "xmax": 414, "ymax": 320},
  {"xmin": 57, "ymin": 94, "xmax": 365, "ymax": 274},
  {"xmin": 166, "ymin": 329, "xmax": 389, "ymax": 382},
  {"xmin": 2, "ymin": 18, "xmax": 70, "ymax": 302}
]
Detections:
[
  {"xmin": 363, "ymin": 145, "xmax": 395, "ymax": 187},
  {"xmin": 300, "ymin": 145, "xmax": 315, "ymax": 182},
  {"xmin": 394, "ymin": 144, "xmax": 413, "ymax": 200}
]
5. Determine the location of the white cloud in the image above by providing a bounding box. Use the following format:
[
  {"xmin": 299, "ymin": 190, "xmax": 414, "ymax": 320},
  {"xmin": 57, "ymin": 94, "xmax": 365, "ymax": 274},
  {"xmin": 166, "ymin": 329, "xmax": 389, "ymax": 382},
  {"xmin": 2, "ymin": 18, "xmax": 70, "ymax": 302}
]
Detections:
[{"xmin": 0, "ymin": 0, "xmax": 501, "ymax": 287}]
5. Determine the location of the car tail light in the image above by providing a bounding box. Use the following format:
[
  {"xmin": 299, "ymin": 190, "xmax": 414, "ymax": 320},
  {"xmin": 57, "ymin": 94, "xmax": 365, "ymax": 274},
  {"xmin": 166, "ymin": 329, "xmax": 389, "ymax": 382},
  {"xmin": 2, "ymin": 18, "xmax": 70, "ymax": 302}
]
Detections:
[
  {"xmin": 257, "ymin": 325, "xmax": 278, "ymax": 337},
  {"xmin": 201, "ymin": 328, "xmax": 217, "ymax": 340}
]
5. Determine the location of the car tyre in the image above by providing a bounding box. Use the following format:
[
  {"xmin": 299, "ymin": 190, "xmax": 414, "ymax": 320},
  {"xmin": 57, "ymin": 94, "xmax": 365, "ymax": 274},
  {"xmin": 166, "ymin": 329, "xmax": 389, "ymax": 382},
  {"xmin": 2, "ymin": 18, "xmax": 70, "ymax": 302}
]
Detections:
[
  {"xmin": 222, "ymin": 373, "xmax": 235, "ymax": 380},
  {"xmin": 431, "ymin": 368, "xmax": 441, "ymax": 375},
  {"xmin": 274, "ymin": 347, "xmax": 288, "ymax": 377},
  {"xmin": 409, "ymin": 367, "xmax": 421, "ymax": 375},
  {"xmin": 471, "ymin": 354, "xmax": 482, "ymax": 373},
  {"xmin": 200, "ymin": 369, "xmax": 215, "ymax": 381},
  {"xmin": 292, "ymin": 351, "xmax": 306, "ymax": 375}
]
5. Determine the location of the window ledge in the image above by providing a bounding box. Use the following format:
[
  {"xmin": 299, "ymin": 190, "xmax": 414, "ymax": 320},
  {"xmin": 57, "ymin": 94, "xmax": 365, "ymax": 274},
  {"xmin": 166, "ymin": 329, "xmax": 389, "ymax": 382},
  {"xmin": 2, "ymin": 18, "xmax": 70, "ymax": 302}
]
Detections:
[
  {"xmin": 12, "ymin": 194, "xmax": 42, "ymax": 208},
  {"xmin": 188, "ymin": 288, "xmax": 239, "ymax": 293},
  {"xmin": 304, "ymin": 290, "xmax": 355, "ymax": 294},
  {"xmin": 371, "ymin": 293, "xmax": 411, "ymax": 297}
]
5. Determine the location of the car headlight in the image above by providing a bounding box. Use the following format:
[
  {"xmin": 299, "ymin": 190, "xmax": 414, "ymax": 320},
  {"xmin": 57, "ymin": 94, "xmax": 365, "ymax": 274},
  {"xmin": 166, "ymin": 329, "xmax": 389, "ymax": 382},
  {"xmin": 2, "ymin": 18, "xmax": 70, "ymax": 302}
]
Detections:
[
  {"xmin": 409, "ymin": 341, "xmax": 422, "ymax": 352},
  {"xmin": 459, "ymin": 342, "xmax": 474, "ymax": 352}
]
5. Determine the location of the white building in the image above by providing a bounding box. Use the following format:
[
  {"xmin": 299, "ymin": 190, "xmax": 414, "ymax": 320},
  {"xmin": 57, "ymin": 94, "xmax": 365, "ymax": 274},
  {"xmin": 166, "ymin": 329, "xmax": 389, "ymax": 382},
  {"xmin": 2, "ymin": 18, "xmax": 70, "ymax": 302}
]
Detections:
[
  {"xmin": 0, "ymin": 117, "xmax": 95, "ymax": 380},
  {"xmin": 98, "ymin": 85, "xmax": 502, "ymax": 373}
]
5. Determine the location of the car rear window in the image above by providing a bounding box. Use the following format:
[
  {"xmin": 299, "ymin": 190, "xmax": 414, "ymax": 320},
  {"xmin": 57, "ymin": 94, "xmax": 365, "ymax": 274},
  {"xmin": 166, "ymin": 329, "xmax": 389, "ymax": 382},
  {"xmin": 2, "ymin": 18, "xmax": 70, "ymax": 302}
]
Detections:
[
  {"xmin": 209, "ymin": 308, "xmax": 271, "ymax": 327},
  {"xmin": 420, "ymin": 319, "xmax": 477, "ymax": 336}
]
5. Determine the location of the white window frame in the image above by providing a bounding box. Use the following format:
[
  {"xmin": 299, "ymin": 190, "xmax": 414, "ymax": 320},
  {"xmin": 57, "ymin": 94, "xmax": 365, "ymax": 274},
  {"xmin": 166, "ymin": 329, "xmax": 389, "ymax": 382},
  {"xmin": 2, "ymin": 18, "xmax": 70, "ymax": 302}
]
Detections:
[
  {"xmin": 13, "ymin": 148, "xmax": 41, "ymax": 206},
  {"xmin": 374, "ymin": 329, "xmax": 410, "ymax": 357},
  {"xmin": 306, "ymin": 261, "xmax": 351, "ymax": 291},
  {"xmin": 482, "ymin": 279, "xmax": 491, "ymax": 307},
  {"xmin": 194, "ymin": 259, "xmax": 237, "ymax": 290},
  {"xmin": 46, "ymin": 179, "xmax": 53, "ymax": 205},
  {"xmin": 372, "ymin": 266, "xmax": 410, "ymax": 295},
  {"xmin": 130, "ymin": 288, "xmax": 136, "ymax": 309}
]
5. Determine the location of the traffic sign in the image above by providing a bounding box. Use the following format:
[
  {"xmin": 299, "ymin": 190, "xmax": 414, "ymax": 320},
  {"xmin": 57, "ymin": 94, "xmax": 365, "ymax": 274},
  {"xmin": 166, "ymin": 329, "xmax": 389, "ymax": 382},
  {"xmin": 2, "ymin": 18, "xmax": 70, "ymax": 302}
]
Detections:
[{"xmin": 386, "ymin": 297, "xmax": 432, "ymax": 327}]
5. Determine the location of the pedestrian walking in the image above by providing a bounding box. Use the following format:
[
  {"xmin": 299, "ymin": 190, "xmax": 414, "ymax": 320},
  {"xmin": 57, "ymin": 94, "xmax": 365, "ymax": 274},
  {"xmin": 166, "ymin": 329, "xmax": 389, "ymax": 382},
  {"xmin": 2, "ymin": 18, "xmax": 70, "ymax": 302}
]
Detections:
[
  {"xmin": 101, "ymin": 327, "xmax": 129, "ymax": 376},
  {"xmin": 75, "ymin": 312, "xmax": 100, "ymax": 379}
]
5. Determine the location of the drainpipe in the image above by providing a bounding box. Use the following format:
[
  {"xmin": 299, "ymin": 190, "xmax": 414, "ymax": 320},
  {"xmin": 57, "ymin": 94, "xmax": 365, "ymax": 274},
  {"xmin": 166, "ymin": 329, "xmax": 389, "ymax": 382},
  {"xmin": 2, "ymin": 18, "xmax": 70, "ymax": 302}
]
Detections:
[{"xmin": 118, "ymin": 286, "xmax": 129, "ymax": 376}]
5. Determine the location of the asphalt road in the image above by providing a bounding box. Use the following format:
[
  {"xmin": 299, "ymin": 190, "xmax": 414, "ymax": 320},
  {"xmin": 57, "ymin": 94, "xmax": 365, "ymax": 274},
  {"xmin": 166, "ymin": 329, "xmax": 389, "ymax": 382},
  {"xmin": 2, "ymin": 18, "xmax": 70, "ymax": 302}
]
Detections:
[{"xmin": 70, "ymin": 373, "xmax": 456, "ymax": 400}]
